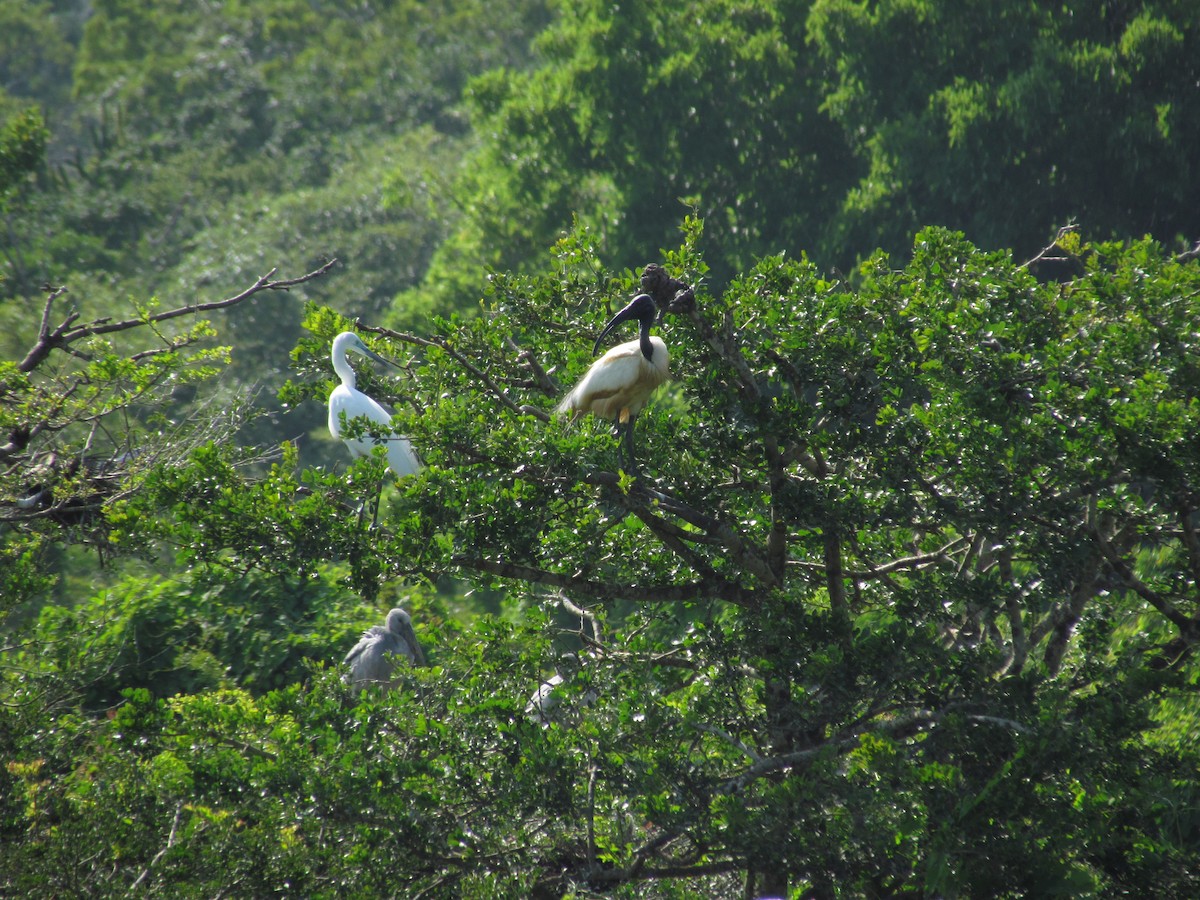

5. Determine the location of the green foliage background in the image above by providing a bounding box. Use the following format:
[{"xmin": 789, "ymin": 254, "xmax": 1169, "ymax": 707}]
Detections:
[{"xmin": 3, "ymin": 1, "xmax": 1200, "ymax": 897}]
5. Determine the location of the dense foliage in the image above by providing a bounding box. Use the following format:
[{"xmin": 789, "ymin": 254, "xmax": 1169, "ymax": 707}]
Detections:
[
  {"xmin": 3, "ymin": 1, "xmax": 1200, "ymax": 897},
  {"xmin": 418, "ymin": 0, "xmax": 1200, "ymax": 308},
  {"xmin": 6, "ymin": 222, "xmax": 1200, "ymax": 896}
]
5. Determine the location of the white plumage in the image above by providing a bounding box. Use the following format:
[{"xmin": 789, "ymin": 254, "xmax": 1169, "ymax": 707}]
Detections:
[
  {"xmin": 557, "ymin": 294, "xmax": 669, "ymax": 468},
  {"xmin": 525, "ymin": 653, "xmax": 597, "ymax": 726},
  {"xmin": 557, "ymin": 335, "xmax": 669, "ymax": 422},
  {"xmin": 344, "ymin": 607, "xmax": 426, "ymax": 689},
  {"xmin": 327, "ymin": 331, "xmax": 421, "ymax": 477}
]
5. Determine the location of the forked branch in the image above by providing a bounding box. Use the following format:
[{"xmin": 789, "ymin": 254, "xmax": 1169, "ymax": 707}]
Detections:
[{"xmin": 18, "ymin": 260, "xmax": 338, "ymax": 374}]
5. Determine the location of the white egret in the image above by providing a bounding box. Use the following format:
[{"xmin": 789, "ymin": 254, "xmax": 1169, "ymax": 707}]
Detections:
[
  {"xmin": 557, "ymin": 294, "xmax": 669, "ymax": 470},
  {"xmin": 344, "ymin": 607, "xmax": 426, "ymax": 690},
  {"xmin": 328, "ymin": 331, "xmax": 421, "ymax": 477},
  {"xmin": 525, "ymin": 653, "xmax": 597, "ymax": 727}
]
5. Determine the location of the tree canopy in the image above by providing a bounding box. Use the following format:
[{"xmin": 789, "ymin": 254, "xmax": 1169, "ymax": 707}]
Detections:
[
  {"xmin": 5, "ymin": 221, "xmax": 1200, "ymax": 896},
  {"xmin": 3, "ymin": 1, "xmax": 1200, "ymax": 897},
  {"xmin": 416, "ymin": 0, "xmax": 1200, "ymax": 311}
]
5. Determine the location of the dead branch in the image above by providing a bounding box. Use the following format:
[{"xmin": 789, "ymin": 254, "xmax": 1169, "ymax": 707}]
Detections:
[
  {"xmin": 18, "ymin": 260, "xmax": 337, "ymax": 374},
  {"xmin": 1175, "ymin": 241, "xmax": 1200, "ymax": 264},
  {"xmin": 1020, "ymin": 224, "xmax": 1080, "ymax": 270}
]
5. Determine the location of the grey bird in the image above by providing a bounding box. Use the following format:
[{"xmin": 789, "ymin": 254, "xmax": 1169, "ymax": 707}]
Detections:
[{"xmin": 344, "ymin": 607, "xmax": 426, "ymax": 689}]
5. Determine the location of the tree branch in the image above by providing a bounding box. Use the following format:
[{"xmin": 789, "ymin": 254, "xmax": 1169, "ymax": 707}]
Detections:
[
  {"xmin": 1090, "ymin": 522, "xmax": 1190, "ymax": 630},
  {"xmin": 692, "ymin": 722, "xmax": 762, "ymax": 762},
  {"xmin": 557, "ymin": 592, "xmax": 604, "ymax": 645},
  {"xmin": 998, "ymin": 547, "xmax": 1029, "ymax": 676},
  {"xmin": 681, "ymin": 301, "xmax": 761, "ymax": 404},
  {"xmin": 129, "ymin": 802, "xmax": 185, "ymax": 892},
  {"xmin": 17, "ymin": 260, "xmax": 337, "ymax": 374},
  {"xmin": 715, "ymin": 709, "xmax": 939, "ymax": 797},
  {"xmin": 793, "ymin": 537, "xmax": 964, "ymax": 581},
  {"xmin": 1175, "ymin": 240, "xmax": 1200, "ymax": 264},
  {"xmin": 450, "ymin": 555, "xmax": 757, "ymax": 608},
  {"xmin": 764, "ymin": 436, "xmax": 789, "ymax": 582},
  {"xmin": 507, "ymin": 336, "xmax": 559, "ymax": 396},
  {"xmin": 1020, "ymin": 224, "xmax": 1080, "ymax": 270},
  {"xmin": 364, "ymin": 324, "xmax": 552, "ymax": 423},
  {"xmin": 1176, "ymin": 498, "xmax": 1200, "ymax": 590}
]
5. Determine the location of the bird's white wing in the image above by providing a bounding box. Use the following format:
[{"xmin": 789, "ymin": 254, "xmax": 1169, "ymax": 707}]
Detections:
[
  {"xmin": 558, "ymin": 338, "xmax": 669, "ymax": 420},
  {"xmin": 557, "ymin": 340, "xmax": 642, "ymax": 415}
]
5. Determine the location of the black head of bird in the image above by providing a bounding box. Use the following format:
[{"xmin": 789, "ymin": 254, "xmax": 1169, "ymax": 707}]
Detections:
[{"xmin": 593, "ymin": 293, "xmax": 659, "ymax": 359}]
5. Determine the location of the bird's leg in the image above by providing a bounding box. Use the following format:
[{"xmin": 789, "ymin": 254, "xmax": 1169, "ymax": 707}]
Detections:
[{"xmin": 619, "ymin": 410, "xmax": 639, "ymax": 475}]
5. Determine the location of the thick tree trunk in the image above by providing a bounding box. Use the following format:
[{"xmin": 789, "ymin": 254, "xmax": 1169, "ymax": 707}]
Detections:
[{"xmin": 744, "ymin": 675, "xmax": 794, "ymax": 899}]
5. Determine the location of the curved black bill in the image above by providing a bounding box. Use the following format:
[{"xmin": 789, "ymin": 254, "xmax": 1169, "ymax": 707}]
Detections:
[{"xmin": 592, "ymin": 294, "xmax": 657, "ymax": 355}]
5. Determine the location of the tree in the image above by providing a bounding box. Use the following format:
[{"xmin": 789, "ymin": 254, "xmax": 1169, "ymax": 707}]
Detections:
[
  {"xmin": 6, "ymin": 221, "xmax": 1198, "ymax": 897},
  {"xmin": 0, "ymin": 109, "xmax": 47, "ymax": 202},
  {"xmin": 0, "ymin": 0, "xmax": 76, "ymax": 118},
  {"xmin": 0, "ymin": 262, "xmax": 335, "ymax": 614},
  {"xmin": 2, "ymin": 0, "xmax": 552, "ymax": 460},
  {"xmin": 416, "ymin": 0, "xmax": 1200, "ymax": 314},
  {"xmin": 415, "ymin": 0, "xmax": 847, "ymax": 313},
  {"xmin": 807, "ymin": 0, "xmax": 1200, "ymax": 263}
]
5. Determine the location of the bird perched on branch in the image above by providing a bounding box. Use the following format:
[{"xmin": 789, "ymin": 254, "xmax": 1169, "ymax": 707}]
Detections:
[
  {"xmin": 525, "ymin": 653, "xmax": 597, "ymax": 727},
  {"xmin": 344, "ymin": 607, "xmax": 426, "ymax": 690},
  {"xmin": 640, "ymin": 263, "xmax": 695, "ymax": 314},
  {"xmin": 557, "ymin": 294, "xmax": 669, "ymax": 470},
  {"xmin": 328, "ymin": 332, "xmax": 421, "ymax": 478}
]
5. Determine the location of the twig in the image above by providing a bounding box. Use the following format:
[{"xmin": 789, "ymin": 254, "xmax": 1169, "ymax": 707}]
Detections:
[
  {"xmin": 363, "ymin": 324, "xmax": 551, "ymax": 422},
  {"xmin": 558, "ymin": 593, "xmax": 604, "ymax": 645}
]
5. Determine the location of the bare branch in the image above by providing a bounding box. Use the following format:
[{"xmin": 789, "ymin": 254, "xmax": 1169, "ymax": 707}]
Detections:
[
  {"xmin": 1020, "ymin": 224, "xmax": 1080, "ymax": 270},
  {"xmin": 792, "ymin": 538, "xmax": 964, "ymax": 581},
  {"xmin": 824, "ymin": 530, "xmax": 848, "ymax": 617},
  {"xmin": 17, "ymin": 260, "xmax": 337, "ymax": 374},
  {"xmin": 585, "ymin": 759, "xmax": 598, "ymax": 874},
  {"xmin": 1176, "ymin": 499, "xmax": 1200, "ymax": 588},
  {"xmin": 37, "ymin": 285, "xmax": 68, "ymax": 342},
  {"xmin": 999, "ymin": 548, "xmax": 1029, "ymax": 676},
  {"xmin": 506, "ymin": 336, "xmax": 559, "ymax": 396},
  {"xmin": 715, "ymin": 709, "xmax": 939, "ymax": 797},
  {"xmin": 1031, "ymin": 565, "xmax": 1100, "ymax": 676},
  {"xmin": 558, "ymin": 593, "xmax": 604, "ymax": 645},
  {"xmin": 129, "ymin": 802, "xmax": 185, "ymax": 892},
  {"xmin": 1175, "ymin": 240, "xmax": 1200, "ymax": 264},
  {"xmin": 692, "ymin": 722, "xmax": 762, "ymax": 762},
  {"xmin": 966, "ymin": 714, "xmax": 1033, "ymax": 734}
]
